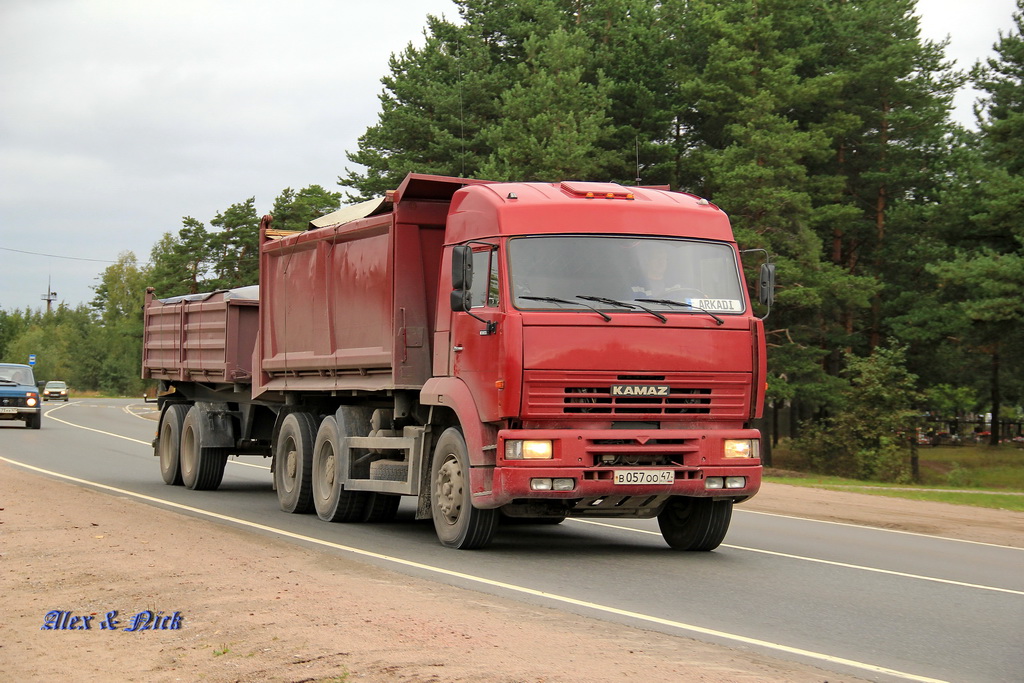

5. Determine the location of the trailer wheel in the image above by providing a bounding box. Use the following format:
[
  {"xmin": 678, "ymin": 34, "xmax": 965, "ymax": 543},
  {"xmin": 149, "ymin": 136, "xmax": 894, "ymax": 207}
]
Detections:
[
  {"xmin": 311, "ymin": 416, "xmax": 367, "ymax": 522},
  {"xmin": 180, "ymin": 405, "xmax": 228, "ymax": 491},
  {"xmin": 158, "ymin": 404, "xmax": 188, "ymax": 485},
  {"xmin": 431, "ymin": 427, "xmax": 498, "ymax": 549},
  {"xmin": 275, "ymin": 411, "xmax": 316, "ymax": 513},
  {"xmin": 657, "ymin": 497, "xmax": 733, "ymax": 551}
]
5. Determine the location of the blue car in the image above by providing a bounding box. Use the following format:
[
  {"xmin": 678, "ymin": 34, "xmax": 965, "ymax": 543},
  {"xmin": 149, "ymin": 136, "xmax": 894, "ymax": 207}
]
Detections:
[{"xmin": 0, "ymin": 363, "xmax": 42, "ymax": 429}]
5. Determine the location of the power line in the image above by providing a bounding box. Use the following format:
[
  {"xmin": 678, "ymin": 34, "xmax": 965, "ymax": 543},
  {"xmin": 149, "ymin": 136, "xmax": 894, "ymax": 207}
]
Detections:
[{"xmin": 0, "ymin": 246, "xmax": 118, "ymax": 263}]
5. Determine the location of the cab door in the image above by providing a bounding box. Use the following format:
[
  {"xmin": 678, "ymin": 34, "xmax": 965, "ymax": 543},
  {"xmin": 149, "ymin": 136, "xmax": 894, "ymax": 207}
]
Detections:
[{"xmin": 450, "ymin": 248, "xmax": 504, "ymax": 421}]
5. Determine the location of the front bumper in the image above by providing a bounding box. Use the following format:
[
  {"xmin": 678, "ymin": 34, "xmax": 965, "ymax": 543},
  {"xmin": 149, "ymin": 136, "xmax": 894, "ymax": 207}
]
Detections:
[
  {"xmin": 472, "ymin": 427, "xmax": 762, "ymax": 508},
  {"xmin": 0, "ymin": 406, "xmax": 41, "ymax": 420}
]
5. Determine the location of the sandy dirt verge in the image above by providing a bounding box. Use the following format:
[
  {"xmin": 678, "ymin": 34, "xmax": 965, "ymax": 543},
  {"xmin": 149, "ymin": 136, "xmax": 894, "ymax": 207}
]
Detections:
[{"xmin": 2, "ymin": 461, "xmax": 1021, "ymax": 682}]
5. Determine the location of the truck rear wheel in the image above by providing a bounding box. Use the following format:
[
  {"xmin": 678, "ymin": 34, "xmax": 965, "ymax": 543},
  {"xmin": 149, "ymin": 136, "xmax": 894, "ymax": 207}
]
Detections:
[
  {"xmin": 275, "ymin": 411, "xmax": 316, "ymax": 513},
  {"xmin": 180, "ymin": 405, "xmax": 228, "ymax": 491},
  {"xmin": 362, "ymin": 494, "xmax": 401, "ymax": 522},
  {"xmin": 431, "ymin": 427, "xmax": 498, "ymax": 549},
  {"xmin": 657, "ymin": 497, "xmax": 732, "ymax": 551},
  {"xmin": 158, "ymin": 404, "xmax": 188, "ymax": 485},
  {"xmin": 311, "ymin": 415, "xmax": 368, "ymax": 522}
]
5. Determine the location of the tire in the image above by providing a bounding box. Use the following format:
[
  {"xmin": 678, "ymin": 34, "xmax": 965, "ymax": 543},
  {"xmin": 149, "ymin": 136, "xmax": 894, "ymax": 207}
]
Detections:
[
  {"xmin": 180, "ymin": 405, "xmax": 228, "ymax": 491},
  {"xmin": 657, "ymin": 497, "xmax": 733, "ymax": 551},
  {"xmin": 274, "ymin": 411, "xmax": 317, "ymax": 514},
  {"xmin": 430, "ymin": 427, "xmax": 498, "ymax": 549},
  {"xmin": 25, "ymin": 413, "xmax": 41, "ymax": 430},
  {"xmin": 158, "ymin": 404, "xmax": 188, "ymax": 485},
  {"xmin": 362, "ymin": 493, "xmax": 401, "ymax": 522},
  {"xmin": 311, "ymin": 416, "xmax": 369, "ymax": 522}
]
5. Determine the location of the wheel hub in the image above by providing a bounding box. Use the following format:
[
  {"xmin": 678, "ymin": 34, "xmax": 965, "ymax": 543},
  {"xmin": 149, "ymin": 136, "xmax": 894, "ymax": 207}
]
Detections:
[
  {"xmin": 286, "ymin": 449, "xmax": 297, "ymax": 479},
  {"xmin": 324, "ymin": 453, "xmax": 335, "ymax": 486},
  {"xmin": 435, "ymin": 456, "xmax": 463, "ymax": 525}
]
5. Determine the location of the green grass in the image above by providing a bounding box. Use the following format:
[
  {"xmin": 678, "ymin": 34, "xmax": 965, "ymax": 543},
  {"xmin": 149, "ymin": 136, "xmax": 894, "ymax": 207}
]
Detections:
[{"xmin": 767, "ymin": 442, "xmax": 1024, "ymax": 511}]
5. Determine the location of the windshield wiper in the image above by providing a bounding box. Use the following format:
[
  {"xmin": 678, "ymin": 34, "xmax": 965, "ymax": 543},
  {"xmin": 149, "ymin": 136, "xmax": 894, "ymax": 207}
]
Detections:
[
  {"xmin": 635, "ymin": 298, "xmax": 725, "ymax": 325},
  {"xmin": 520, "ymin": 296, "xmax": 612, "ymax": 322},
  {"xmin": 576, "ymin": 295, "xmax": 667, "ymax": 323}
]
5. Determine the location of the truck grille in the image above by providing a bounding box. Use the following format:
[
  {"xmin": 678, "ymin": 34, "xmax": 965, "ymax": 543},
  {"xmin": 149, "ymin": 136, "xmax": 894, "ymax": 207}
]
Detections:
[
  {"xmin": 0, "ymin": 397, "xmax": 30, "ymax": 407},
  {"xmin": 522, "ymin": 371, "xmax": 750, "ymax": 419},
  {"xmin": 583, "ymin": 434, "xmax": 701, "ymax": 467}
]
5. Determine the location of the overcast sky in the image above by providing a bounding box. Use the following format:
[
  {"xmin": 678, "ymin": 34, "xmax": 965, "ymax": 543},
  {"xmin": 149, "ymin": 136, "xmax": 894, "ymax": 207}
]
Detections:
[{"xmin": 0, "ymin": 0, "xmax": 1018, "ymax": 314}]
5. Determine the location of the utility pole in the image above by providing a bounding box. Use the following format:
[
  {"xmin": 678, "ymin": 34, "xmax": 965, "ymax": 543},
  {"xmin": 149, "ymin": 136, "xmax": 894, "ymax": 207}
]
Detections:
[{"xmin": 41, "ymin": 275, "xmax": 56, "ymax": 313}]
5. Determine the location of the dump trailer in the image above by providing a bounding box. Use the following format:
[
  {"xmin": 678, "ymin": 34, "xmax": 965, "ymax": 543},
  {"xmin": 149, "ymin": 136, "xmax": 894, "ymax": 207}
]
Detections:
[{"xmin": 143, "ymin": 173, "xmax": 772, "ymax": 550}]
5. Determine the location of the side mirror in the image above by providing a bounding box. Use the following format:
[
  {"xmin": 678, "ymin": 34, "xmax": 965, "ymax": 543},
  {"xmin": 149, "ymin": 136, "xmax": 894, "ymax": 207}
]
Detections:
[
  {"xmin": 452, "ymin": 245, "xmax": 473, "ymax": 291},
  {"xmin": 450, "ymin": 289, "xmax": 472, "ymax": 313},
  {"xmin": 758, "ymin": 263, "xmax": 776, "ymax": 307}
]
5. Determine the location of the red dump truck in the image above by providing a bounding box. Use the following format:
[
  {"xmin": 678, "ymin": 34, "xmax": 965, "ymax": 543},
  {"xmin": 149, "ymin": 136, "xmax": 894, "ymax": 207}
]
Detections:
[{"xmin": 143, "ymin": 173, "xmax": 772, "ymax": 550}]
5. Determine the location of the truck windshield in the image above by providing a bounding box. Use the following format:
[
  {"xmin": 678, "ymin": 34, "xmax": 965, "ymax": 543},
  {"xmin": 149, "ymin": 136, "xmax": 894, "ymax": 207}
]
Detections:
[{"xmin": 508, "ymin": 236, "xmax": 745, "ymax": 315}]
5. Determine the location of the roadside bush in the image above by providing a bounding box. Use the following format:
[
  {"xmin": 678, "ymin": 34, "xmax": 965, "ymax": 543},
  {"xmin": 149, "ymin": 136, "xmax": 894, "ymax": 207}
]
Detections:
[
  {"xmin": 792, "ymin": 343, "xmax": 919, "ymax": 482},
  {"xmin": 945, "ymin": 462, "xmax": 975, "ymax": 488}
]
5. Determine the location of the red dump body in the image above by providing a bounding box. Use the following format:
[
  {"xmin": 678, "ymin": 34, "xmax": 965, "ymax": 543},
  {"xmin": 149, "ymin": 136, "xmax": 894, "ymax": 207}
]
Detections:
[
  {"xmin": 255, "ymin": 188, "xmax": 454, "ymax": 396},
  {"xmin": 142, "ymin": 286, "xmax": 259, "ymax": 384}
]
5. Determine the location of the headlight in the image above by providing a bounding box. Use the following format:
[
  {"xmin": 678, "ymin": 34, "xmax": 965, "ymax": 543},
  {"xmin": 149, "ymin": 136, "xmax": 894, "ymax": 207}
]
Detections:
[
  {"xmin": 26, "ymin": 395, "xmax": 38, "ymax": 407},
  {"xmin": 724, "ymin": 439, "xmax": 759, "ymax": 459},
  {"xmin": 505, "ymin": 439, "xmax": 553, "ymax": 459}
]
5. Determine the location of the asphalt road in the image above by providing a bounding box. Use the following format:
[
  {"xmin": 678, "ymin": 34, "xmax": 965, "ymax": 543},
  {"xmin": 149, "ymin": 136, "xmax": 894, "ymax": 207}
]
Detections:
[{"xmin": 3, "ymin": 399, "xmax": 1022, "ymax": 683}]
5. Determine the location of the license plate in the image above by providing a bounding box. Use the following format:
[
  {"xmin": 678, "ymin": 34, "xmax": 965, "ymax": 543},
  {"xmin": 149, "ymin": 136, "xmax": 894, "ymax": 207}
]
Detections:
[
  {"xmin": 0, "ymin": 407, "xmax": 18, "ymax": 414},
  {"xmin": 613, "ymin": 469, "xmax": 675, "ymax": 485}
]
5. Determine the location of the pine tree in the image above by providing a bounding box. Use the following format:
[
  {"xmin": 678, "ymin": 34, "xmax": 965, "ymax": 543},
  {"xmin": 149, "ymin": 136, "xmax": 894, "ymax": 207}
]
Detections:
[
  {"xmin": 271, "ymin": 185, "xmax": 342, "ymax": 232},
  {"xmin": 209, "ymin": 198, "xmax": 260, "ymax": 289},
  {"xmin": 147, "ymin": 217, "xmax": 212, "ymax": 297},
  {"xmin": 478, "ymin": 27, "xmax": 617, "ymax": 180},
  {"xmin": 340, "ymin": 0, "xmax": 674, "ymax": 195},
  {"xmin": 802, "ymin": 0, "xmax": 963, "ymax": 353},
  {"xmin": 927, "ymin": 1, "xmax": 1024, "ymax": 444}
]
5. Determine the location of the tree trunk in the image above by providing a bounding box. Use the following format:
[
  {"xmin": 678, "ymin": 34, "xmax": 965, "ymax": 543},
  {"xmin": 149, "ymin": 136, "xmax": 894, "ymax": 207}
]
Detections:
[
  {"xmin": 909, "ymin": 434, "xmax": 920, "ymax": 483},
  {"xmin": 989, "ymin": 349, "xmax": 1001, "ymax": 447}
]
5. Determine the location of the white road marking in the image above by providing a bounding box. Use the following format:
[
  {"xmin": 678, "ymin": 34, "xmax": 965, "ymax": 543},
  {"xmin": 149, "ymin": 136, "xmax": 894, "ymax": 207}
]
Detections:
[
  {"xmin": 570, "ymin": 518, "xmax": 1024, "ymax": 596},
  {"xmin": 739, "ymin": 508, "xmax": 1023, "ymax": 550},
  {"xmin": 1, "ymin": 455, "xmax": 949, "ymax": 683},
  {"xmin": 44, "ymin": 403, "xmax": 150, "ymax": 445},
  {"xmin": 43, "ymin": 404, "xmax": 269, "ymax": 469}
]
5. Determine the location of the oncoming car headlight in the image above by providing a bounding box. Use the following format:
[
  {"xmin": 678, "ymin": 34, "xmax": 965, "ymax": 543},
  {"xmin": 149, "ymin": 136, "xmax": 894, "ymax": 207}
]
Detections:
[
  {"xmin": 505, "ymin": 440, "xmax": 553, "ymax": 460},
  {"xmin": 724, "ymin": 439, "xmax": 759, "ymax": 459}
]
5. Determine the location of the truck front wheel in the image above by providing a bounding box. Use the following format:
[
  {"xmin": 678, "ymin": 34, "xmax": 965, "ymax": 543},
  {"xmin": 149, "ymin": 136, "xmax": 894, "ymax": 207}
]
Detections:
[
  {"xmin": 431, "ymin": 427, "xmax": 498, "ymax": 549},
  {"xmin": 311, "ymin": 415, "xmax": 368, "ymax": 522},
  {"xmin": 275, "ymin": 411, "xmax": 316, "ymax": 513},
  {"xmin": 657, "ymin": 496, "xmax": 733, "ymax": 551},
  {"xmin": 158, "ymin": 404, "xmax": 188, "ymax": 485}
]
